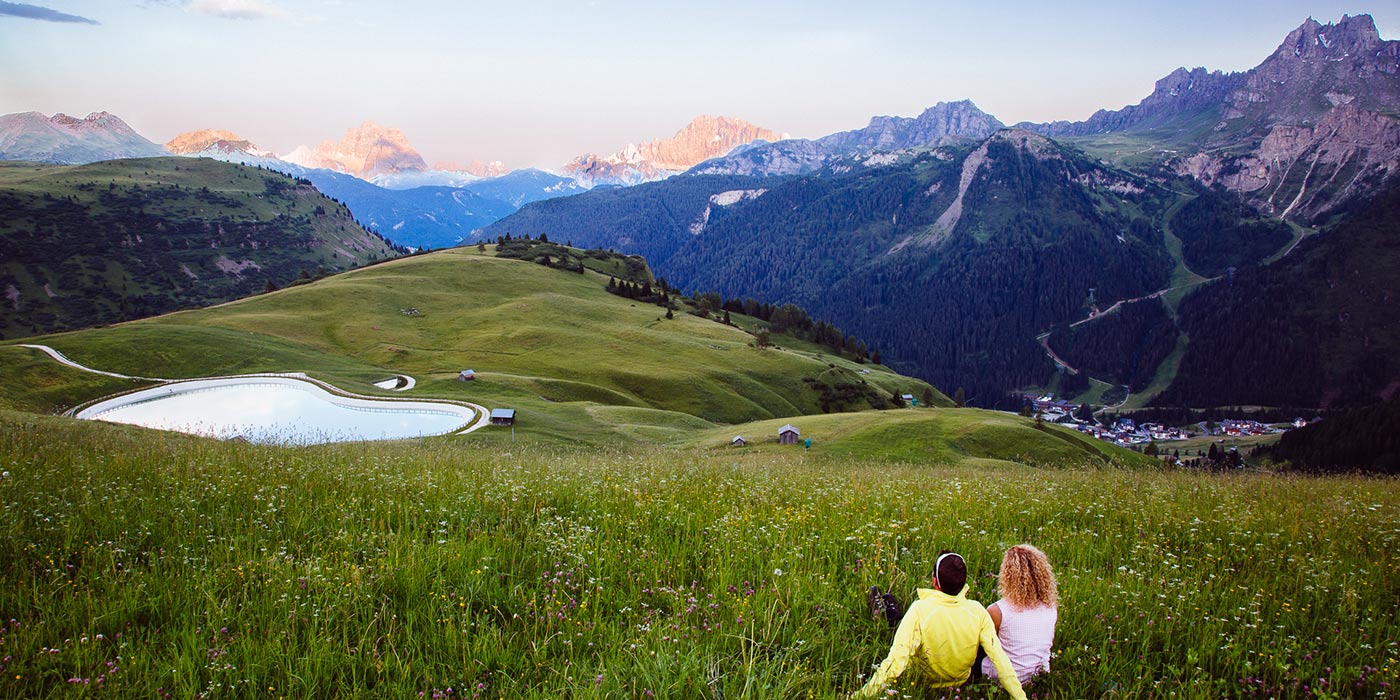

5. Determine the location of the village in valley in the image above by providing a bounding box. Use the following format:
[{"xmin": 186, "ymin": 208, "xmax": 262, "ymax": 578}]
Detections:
[{"xmin": 1022, "ymin": 394, "xmax": 1315, "ymax": 459}]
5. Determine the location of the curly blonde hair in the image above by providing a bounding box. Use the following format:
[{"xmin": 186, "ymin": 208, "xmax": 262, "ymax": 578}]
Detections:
[{"xmin": 998, "ymin": 544, "xmax": 1058, "ymax": 609}]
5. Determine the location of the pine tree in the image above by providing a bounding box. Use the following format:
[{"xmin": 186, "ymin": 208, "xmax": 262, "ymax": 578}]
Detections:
[
  {"xmin": 921, "ymin": 387, "xmax": 934, "ymax": 408},
  {"xmin": 954, "ymin": 387, "xmax": 966, "ymax": 408}
]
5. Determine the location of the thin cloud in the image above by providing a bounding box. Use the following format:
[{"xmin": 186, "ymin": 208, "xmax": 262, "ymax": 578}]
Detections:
[
  {"xmin": 0, "ymin": 1, "xmax": 99, "ymax": 24},
  {"xmin": 189, "ymin": 0, "xmax": 286, "ymax": 20}
]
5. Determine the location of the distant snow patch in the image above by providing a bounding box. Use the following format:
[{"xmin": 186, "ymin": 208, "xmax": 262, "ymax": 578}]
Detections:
[{"xmin": 710, "ymin": 189, "xmax": 767, "ymax": 206}]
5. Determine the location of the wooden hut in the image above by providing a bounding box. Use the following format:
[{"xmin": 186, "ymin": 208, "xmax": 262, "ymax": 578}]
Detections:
[
  {"xmin": 731, "ymin": 436, "xmax": 746, "ymax": 447},
  {"xmin": 778, "ymin": 424, "xmax": 800, "ymax": 445},
  {"xmin": 490, "ymin": 408, "xmax": 516, "ymax": 426},
  {"xmin": 458, "ymin": 369, "xmax": 476, "ymax": 381}
]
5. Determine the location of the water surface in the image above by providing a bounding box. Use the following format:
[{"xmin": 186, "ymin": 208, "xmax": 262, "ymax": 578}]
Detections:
[{"xmin": 78, "ymin": 377, "xmax": 474, "ymax": 445}]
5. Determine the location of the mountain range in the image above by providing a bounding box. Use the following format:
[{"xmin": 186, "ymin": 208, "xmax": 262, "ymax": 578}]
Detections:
[
  {"xmin": 560, "ymin": 115, "xmax": 786, "ymax": 187},
  {"xmin": 481, "ymin": 14, "xmax": 1400, "ymax": 411}
]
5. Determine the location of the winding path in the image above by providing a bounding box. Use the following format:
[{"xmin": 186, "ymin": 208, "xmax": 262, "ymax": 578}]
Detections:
[{"xmin": 17, "ymin": 344, "xmax": 489, "ymax": 435}]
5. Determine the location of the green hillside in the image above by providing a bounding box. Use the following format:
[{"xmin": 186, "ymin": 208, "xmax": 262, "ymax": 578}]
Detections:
[
  {"xmin": 0, "ymin": 244, "xmax": 1165, "ymax": 469},
  {"xmin": 675, "ymin": 408, "xmax": 1153, "ymax": 468},
  {"xmin": 2, "ymin": 249, "xmax": 932, "ymax": 441},
  {"xmin": 0, "ymin": 157, "xmax": 402, "ymax": 339}
]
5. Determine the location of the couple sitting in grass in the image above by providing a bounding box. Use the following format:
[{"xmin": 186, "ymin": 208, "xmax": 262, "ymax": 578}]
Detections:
[{"xmin": 853, "ymin": 545, "xmax": 1058, "ymax": 700}]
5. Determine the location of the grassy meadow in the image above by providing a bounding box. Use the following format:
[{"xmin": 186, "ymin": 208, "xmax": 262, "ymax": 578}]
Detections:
[
  {"xmin": 1, "ymin": 413, "xmax": 1397, "ymax": 699},
  {"xmin": 2, "ymin": 248, "xmax": 1397, "ymax": 698}
]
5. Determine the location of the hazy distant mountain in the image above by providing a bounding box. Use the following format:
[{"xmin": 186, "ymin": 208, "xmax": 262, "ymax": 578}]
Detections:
[
  {"xmin": 165, "ymin": 128, "xmax": 275, "ymax": 158},
  {"xmin": 1025, "ymin": 14, "xmax": 1400, "ymax": 223},
  {"xmin": 461, "ymin": 168, "xmax": 587, "ymax": 208},
  {"xmin": 0, "ymin": 111, "xmax": 168, "ymax": 164},
  {"xmin": 282, "ymin": 120, "xmax": 428, "ymax": 179},
  {"xmin": 690, "ymin": 100, "xmax": 1004, "ymax": 176},
  {"xmin": 560, "ymin": 115, "xmax": 784, "ymax": 187},
  {"xmin": 435, "ymin": 159, "xmax": 509, "ymax": 178}
]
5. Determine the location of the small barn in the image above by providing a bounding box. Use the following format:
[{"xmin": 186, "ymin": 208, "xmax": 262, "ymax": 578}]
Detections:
[
  {"xmin": 458, "ymin": 369, "xmax": 476, "ymax": 381},
  {"xmin": 901, "ymin": 393, "xmax": 916, "ymax": 406},
  {"xmin": 778, "ymin": 424, "xmax": 800, "ymax": 445},
  {"xmin": 490, "ymin": 408, "xmax": 516, "ymax": 426},
  {"xmin": 731, "ymin": 436, "xmax": 746, "ymax": 447}
]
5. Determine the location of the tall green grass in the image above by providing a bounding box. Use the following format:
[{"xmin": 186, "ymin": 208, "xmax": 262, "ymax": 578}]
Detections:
[{"xmin": 2, "ymin": 414, "xmax": 1395, "ymax": 698}]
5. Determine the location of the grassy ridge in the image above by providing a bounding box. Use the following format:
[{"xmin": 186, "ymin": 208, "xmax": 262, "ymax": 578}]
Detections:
[{"xmin": 1, "ymin": 413, "xmax": 1395, "ymax": 698}]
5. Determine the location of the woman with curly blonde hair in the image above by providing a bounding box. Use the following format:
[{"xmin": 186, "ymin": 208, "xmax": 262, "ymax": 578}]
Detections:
[{"xmin": 980, "ymin": 544, "xmax": 1058, "ymax": 685}]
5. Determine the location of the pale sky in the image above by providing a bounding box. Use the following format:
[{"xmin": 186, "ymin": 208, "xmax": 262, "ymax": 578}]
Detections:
[{"xmin": 1, "ymin": 1, "xmax": 1393, "ymax": 170}]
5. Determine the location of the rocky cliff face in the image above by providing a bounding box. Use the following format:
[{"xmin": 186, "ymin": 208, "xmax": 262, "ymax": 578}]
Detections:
[
  {"xmin": 282, "ymin": 121, "xmax": 428, "ymax": 179},
  {"xmin": 0, "ymin": 111, "xmax": 168, "ymax": 164},
  {"xmin": 1020, "ymin": 14, "xmax": 1400, "ymax": 222},
  {"xmin": 1176, "ymin": 15, "xmax": 1400, "ymax": 221},
  {"xmin": 1181, "ymin": 105, "xmax": 1400, "ymax": 220},
  {"xmin": 560, "ymin": 115, "xmax": 782, "ymax": 187}
]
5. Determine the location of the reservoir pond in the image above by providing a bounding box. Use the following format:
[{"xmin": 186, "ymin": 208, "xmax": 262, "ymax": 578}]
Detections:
[{"xmin": 76, "ymin": 377, "xmax": 474, "ymax": 445}]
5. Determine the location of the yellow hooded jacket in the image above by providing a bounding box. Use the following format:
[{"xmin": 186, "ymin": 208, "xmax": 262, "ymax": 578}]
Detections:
[{"xmin": 853, "ymin": 587, "xmax": 1026, "ymax": 700}]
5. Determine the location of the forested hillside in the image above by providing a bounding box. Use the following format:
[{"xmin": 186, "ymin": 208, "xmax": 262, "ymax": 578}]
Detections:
[
  {"xmin": 1259, "ymin": 397, "xmax": 1400, "ymax": 473},
  {"xmin": 1156, "ymin": 182, "xmax": 1400, "ymax": 409},
  {"xmin": 479, "ymin": 174, "xmax": 772, "ymax": 267},
  {"xmin": 484, "ymin": 131, "xmax": 1177, "ymax": 406},
  {"xmin": 1050, "ymin": 299, "xmax": 1179, "ymax": 392},
  {"xmin": 0, "ymin": 158, "xmax": 401, "ymax": 339}
]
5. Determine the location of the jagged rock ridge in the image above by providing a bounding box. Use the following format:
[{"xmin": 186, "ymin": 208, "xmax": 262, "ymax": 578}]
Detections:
[{"xmin": 690, "ymin": 100, "xmax": 1004, "ymax": 177}]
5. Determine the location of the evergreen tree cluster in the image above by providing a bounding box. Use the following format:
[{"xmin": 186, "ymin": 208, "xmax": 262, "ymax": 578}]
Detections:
[
  {"xmin": 1256, "ymin": 397, "xmax": 1400, "ymax": 474},
  {"xmin": 1051, "ymin": 298, "xmax": 1178, "ymax": 391},
  {"xmin": 1170, "ymin": 185, "xmax": 1294, "ymax": 277},
  {"xmin": 1156, "ymin": 181, "xmax": 1400, "ymax": 409}
]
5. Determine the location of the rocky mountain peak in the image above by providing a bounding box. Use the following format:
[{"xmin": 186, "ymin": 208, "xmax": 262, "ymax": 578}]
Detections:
[
  {"xmin": 561, "ymin": 115, "xmax": 782, "ymax": 186},
  {"xmin": 636, "ymin": 115, "xmax": 784, "ymax": 171},
  {"xmin": 282, "ymin": 120, "xmax": 427, "ymax": 179},
  {"xmin": 166, "ymin": 128, "xmax": 263, "ymax": 156},
  {"xmin": 1272, "ymin": 14, "xmax": 1382, "ymax": 62}
]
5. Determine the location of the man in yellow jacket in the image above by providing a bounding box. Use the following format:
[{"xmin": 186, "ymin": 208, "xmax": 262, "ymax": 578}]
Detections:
[{"xmin": 852, "ymin": 552, "xmax": 1027, "ymax": 700}]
